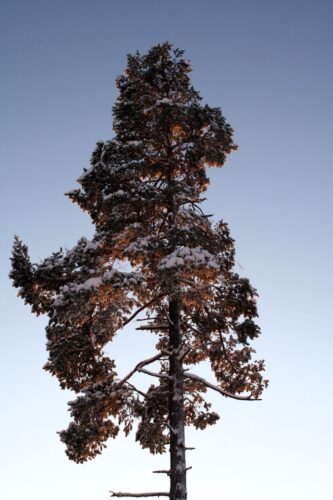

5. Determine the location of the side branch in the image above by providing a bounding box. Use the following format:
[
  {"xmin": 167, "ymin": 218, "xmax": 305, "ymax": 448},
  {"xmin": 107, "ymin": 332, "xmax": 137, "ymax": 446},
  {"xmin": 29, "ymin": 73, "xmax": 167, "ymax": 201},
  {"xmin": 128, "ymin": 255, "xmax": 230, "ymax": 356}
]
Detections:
[
  {"xmin": 184, "ymin": 372, "xmax": 261, "ymax": 401},
  {"xmin": 110, "ymin": 493, "xmax": 169, "ymax": 498},
  {"xmin": 138, "ymin": 368, "xmax": 170, "ymax": 380},
  {"xmin": 123, "ymin": 294, "xmax": 166, "ymax": 328},
  {"xmin": 116, "ymin": 353, "xmax": 163, "ymax": 389}
]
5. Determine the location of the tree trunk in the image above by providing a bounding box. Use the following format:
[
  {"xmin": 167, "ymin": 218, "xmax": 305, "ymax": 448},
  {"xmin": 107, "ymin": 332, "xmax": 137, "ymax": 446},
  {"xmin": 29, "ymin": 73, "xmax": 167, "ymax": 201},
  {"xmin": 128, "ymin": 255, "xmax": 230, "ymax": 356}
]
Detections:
[{"xmin": 168, "ymin": 297, "xmax": 187, "ymax": 500}]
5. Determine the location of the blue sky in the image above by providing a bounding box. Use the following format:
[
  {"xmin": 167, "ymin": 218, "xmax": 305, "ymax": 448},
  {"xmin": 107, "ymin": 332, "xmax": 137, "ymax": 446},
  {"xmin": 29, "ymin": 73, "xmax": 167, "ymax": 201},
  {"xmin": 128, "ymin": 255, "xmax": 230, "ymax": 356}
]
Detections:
[{"xmin": 1, "ymin": 1, "xmax": 332, "ymax": 499}]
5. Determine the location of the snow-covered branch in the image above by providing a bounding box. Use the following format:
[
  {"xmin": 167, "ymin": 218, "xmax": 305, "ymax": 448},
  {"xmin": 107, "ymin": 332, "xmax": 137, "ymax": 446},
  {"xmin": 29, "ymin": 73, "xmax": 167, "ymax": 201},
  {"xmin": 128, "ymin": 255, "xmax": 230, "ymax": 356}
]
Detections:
[
  {"xmin": 138, "ymin": 368, "xmax": 170, "ymax": 380},
  {"xmin": 184, "ymin": 372, "xmax": 261, "ymax": 401}
]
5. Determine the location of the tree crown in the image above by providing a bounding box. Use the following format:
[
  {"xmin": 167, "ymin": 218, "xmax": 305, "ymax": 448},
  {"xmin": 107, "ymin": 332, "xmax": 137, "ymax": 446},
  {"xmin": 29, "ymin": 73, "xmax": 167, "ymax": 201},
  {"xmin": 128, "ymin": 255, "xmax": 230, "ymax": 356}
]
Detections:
[{"xmin": 10, "ymin": 42, "xmax": 267, "ymax": 464}]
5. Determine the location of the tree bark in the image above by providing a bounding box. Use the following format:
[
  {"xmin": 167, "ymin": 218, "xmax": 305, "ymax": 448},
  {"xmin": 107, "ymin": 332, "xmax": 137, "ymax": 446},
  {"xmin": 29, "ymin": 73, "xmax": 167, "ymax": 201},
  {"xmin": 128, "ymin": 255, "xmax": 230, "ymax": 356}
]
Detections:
[{"xmin": 168, "ymin": 297, "xmax": 187, "ymax": 500}]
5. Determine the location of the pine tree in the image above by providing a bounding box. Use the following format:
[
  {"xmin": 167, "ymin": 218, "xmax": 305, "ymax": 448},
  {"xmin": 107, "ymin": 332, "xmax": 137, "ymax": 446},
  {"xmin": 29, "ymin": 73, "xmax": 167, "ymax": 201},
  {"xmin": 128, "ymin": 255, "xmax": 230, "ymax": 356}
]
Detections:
[{"xmin": 10, "ymin": 42, "xmax": 267, "ymax": 500}]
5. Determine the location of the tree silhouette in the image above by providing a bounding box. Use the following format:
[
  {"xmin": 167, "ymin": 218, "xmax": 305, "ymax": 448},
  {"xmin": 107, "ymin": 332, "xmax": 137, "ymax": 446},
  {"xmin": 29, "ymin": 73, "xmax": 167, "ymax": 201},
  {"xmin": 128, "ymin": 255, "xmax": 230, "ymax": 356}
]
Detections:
[{"xmin": 10, "ymin": 42, "xmax": 267, "ymax": 500}]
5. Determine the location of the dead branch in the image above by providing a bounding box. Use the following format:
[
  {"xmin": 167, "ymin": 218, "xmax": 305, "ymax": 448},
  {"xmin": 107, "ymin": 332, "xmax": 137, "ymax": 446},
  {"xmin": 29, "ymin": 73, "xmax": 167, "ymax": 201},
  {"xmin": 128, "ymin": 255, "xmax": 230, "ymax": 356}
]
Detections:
[
  {"xmin": 110, "ymin": 492, "xmax": 169, "ymax": 498},
  {"xmin": 184, "ymin": 372, "xmax": 261, "ymax": 401},
  {"xmin": 136, "ymin": 325, "xmax": 169, "ymax": 331}
]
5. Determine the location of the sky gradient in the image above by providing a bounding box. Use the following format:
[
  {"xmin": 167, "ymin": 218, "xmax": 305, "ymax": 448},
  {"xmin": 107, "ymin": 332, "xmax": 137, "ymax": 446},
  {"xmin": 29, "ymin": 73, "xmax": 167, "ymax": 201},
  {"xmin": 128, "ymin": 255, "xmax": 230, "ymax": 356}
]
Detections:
[{"xmin": 1, "ymin": 1, "xmax": 332, "ymax": 499}]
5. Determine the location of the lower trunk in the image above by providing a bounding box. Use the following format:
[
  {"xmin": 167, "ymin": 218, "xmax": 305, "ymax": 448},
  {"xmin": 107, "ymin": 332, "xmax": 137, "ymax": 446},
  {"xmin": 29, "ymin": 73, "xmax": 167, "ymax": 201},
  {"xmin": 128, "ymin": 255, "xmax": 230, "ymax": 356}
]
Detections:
[{"xmin": 168, "ymin": 297, "xmax": 187, "ymax": 500}]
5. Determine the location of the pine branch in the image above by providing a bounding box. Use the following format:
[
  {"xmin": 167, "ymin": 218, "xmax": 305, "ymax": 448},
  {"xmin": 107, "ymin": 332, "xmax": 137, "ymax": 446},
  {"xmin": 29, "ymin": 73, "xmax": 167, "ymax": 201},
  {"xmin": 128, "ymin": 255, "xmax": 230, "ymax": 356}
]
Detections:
[
  {"xmin": 122, "ymin": 294, "xmax": 166, "ymax": 328},
  {"xmin": 184, "ymin": 372, "xmax": 261, "ymax": 401},
  {"xmin": 110, "ymin": 492, "xmax": 169, "ymax": 498},
  {"xmin": 116, "ymin": 353, "xmax": 163, "ymax": 389},
  {"xmin": 218, "ymin": 330, "xmax": 240, "ymax": 372}
]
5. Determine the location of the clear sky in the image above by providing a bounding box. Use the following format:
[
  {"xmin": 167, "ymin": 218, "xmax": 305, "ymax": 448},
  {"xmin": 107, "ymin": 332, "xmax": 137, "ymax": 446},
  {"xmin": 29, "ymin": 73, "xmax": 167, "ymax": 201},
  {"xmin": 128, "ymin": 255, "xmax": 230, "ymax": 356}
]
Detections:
[{"xmin": 1, "ymin": 1, "xmax": 332, "ymax": 499}]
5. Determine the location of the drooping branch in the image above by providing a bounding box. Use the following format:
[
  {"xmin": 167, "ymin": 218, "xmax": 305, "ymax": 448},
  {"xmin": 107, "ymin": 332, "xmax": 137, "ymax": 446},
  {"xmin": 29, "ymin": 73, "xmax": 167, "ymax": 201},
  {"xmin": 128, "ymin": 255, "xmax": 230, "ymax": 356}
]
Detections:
[
  {"xmin": 110, "ymin": 492, "xmax": 169, "ymax": 498},
  {"xmin": 184, "ymin": 372, "xmax": 261, "ymax": 401}
]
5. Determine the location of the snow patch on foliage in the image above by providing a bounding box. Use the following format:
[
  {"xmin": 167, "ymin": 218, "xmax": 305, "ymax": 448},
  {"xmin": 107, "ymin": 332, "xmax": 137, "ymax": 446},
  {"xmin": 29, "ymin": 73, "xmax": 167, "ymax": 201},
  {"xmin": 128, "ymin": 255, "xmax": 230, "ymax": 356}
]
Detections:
[
  {"xmin": 76, "ymin": 165, "xmax": 96, "ymax": 182},
  {"xmin": 66, "ymin": 238, "xmax": 101, "ymax": 257},
  {"xmin": 159, "ymin": 246, "xmax": 219, "ymax": 270},
  {"xmin": 53, "ymin": 269, "xmax": 143, "ymax": 306}
]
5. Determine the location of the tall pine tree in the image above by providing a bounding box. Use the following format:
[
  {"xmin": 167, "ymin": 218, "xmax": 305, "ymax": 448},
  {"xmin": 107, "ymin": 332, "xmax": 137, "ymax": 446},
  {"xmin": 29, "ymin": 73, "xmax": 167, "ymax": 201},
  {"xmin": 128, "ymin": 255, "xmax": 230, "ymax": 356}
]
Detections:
[{"xmin": 10, "ymin": 43, "xmax": 267, "ymax": 500}]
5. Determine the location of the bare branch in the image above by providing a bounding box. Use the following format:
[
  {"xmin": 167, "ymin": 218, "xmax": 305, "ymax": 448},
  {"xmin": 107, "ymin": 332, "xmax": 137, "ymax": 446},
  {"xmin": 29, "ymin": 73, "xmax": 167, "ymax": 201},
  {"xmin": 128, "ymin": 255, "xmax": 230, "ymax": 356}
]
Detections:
[
  {"xmin": 110, "ymin": 492, "xmax": 169, "ymax": 498},
  {"xmin": 184, "ymin": 372, "xmax": 261, "ymax": 401},
  {"xmin": 138, "ymin": 368, "xmax": 170, "ymax": 380},
  {"xmin": 136, "ymin": 325, "xmax": 169, "ymax": 331},
  {"xmin": 153, "ymin": 470, "xmax": 170, "ymax": 475},
  {"xmin": 123, "ymin": 294, "xmax": 166, "ymax": 328},
  {"xmin": 126, "ymin": 382, "xmax": 147, "ymax": 398}
]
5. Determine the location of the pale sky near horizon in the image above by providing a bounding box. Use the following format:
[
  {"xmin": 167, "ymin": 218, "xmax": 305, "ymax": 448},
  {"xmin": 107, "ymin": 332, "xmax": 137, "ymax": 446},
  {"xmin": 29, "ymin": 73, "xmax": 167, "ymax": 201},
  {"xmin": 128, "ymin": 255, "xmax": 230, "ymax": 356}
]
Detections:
[{"xmin": 1, "ymin": 1, "xmax": 332, "ymax": 499}]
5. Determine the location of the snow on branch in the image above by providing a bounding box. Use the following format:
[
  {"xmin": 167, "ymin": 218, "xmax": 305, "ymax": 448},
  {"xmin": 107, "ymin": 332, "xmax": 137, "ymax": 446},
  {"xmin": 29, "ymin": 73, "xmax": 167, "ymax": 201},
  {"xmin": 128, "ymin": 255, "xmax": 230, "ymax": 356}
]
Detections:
[
  {"xmin": 138, "ymin": 368, "xmax": 170, "ymax": 380},
  {"xmin": 53, "ymin": 268, "xmax": 144, "ymax": 306},
  {"xmin": 184, "ymin": 372, "xmax": 261, "ymax": 401}
]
